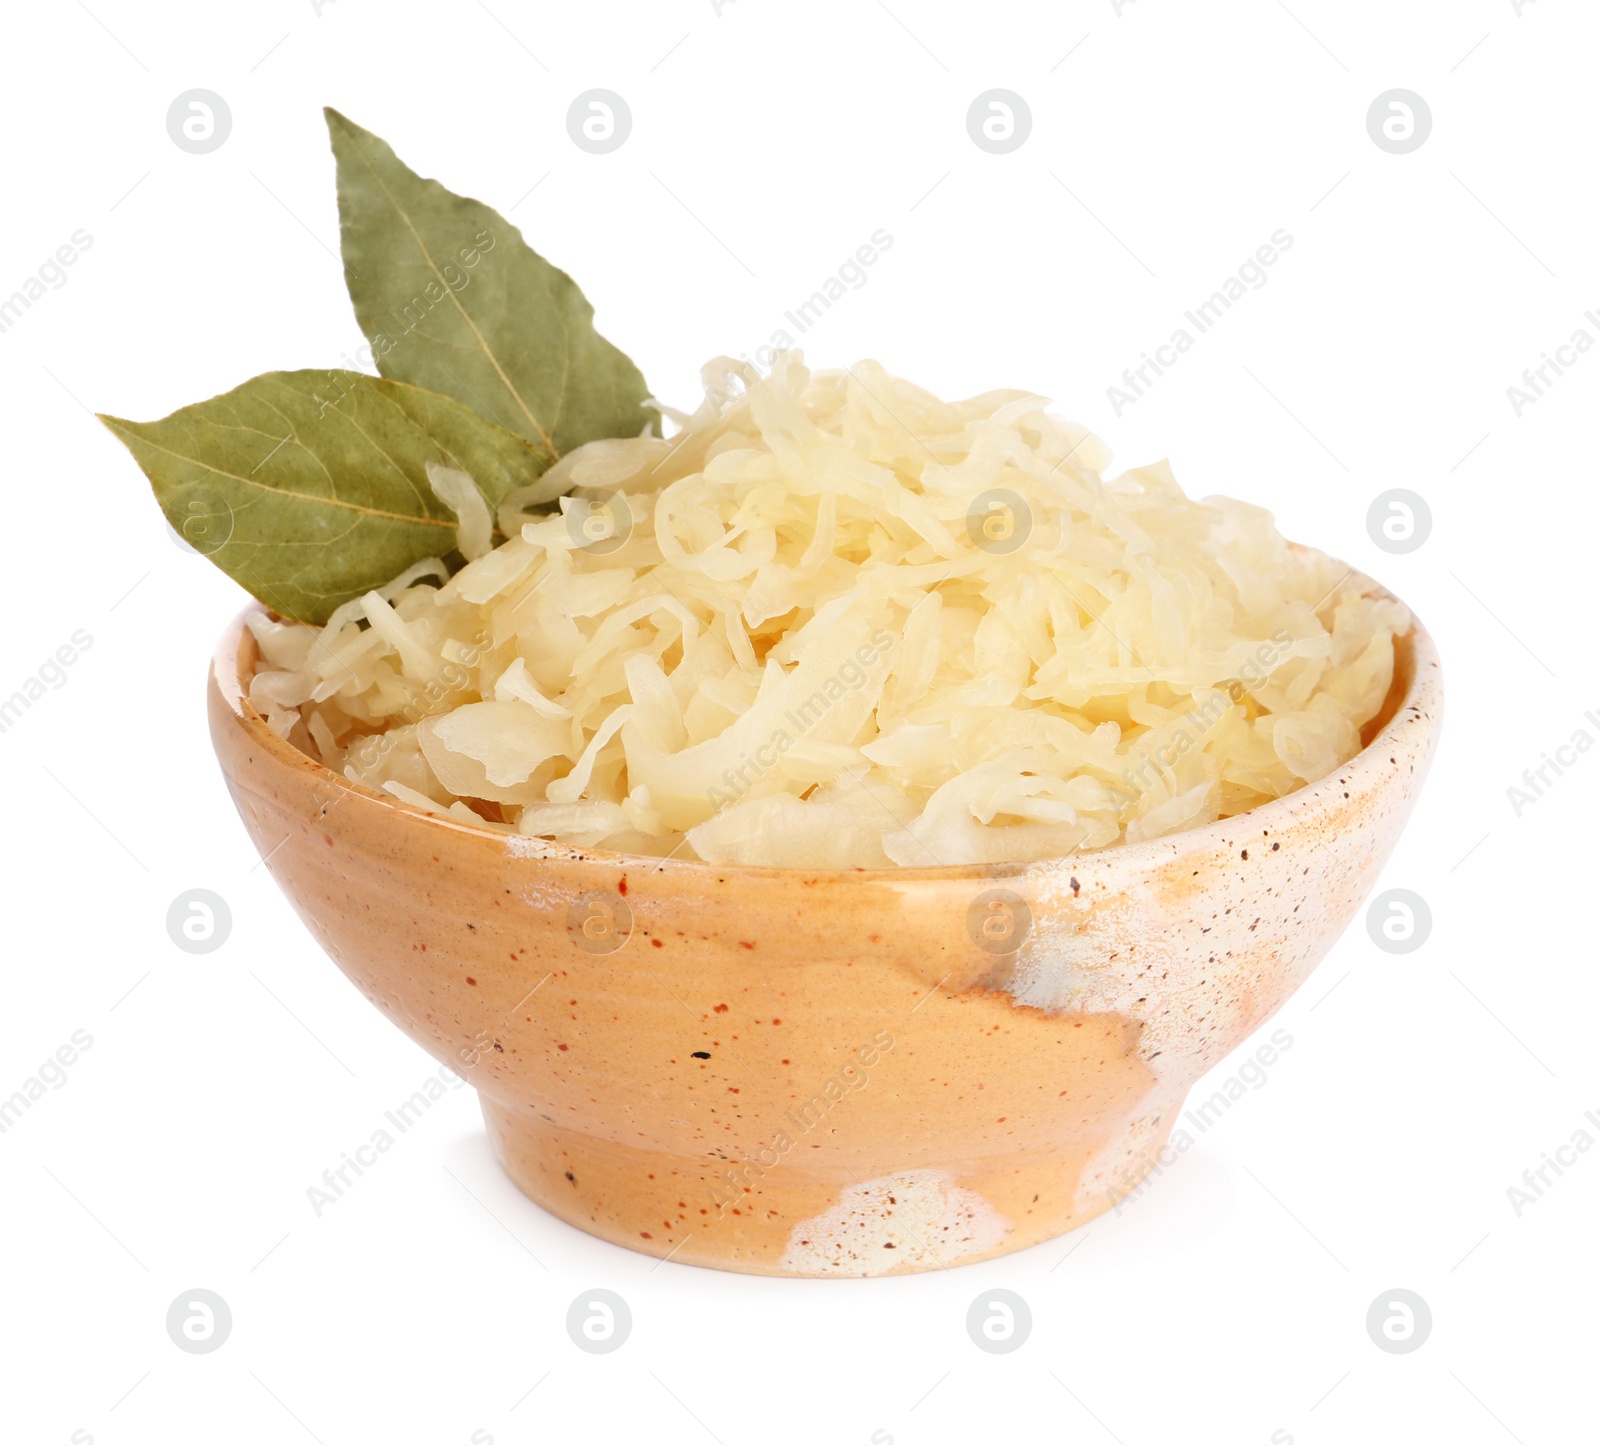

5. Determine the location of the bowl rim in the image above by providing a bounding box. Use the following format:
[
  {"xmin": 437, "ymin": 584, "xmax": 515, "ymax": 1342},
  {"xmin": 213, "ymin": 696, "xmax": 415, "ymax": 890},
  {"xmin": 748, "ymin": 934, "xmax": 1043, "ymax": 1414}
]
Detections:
[{"xmin": 212, "ymin": 595, "xmax": 1442, "ymax": 883}]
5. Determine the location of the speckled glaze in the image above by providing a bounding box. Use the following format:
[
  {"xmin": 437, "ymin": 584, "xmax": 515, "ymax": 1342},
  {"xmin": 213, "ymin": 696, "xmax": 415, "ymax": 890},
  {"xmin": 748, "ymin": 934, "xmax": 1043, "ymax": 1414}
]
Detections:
[{"xmin": 209, "ymin": 604, "xmax": 1441, "ymax": 1276}]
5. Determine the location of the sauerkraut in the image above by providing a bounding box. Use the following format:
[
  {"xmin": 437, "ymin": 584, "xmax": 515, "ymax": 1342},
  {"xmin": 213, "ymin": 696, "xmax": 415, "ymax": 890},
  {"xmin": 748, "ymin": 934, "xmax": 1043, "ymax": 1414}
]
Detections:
[{"xmin": 246, "ymin": 351, "xmax": 1408, "ymax": 868}]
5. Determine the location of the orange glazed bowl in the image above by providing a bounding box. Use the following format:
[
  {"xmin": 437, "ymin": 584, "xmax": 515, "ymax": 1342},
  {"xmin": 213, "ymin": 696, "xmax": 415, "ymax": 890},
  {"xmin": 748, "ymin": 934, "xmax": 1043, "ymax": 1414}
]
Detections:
[{"xmin": 209, "ymin": 602, "xmax": 1440, "ymax": 1276}]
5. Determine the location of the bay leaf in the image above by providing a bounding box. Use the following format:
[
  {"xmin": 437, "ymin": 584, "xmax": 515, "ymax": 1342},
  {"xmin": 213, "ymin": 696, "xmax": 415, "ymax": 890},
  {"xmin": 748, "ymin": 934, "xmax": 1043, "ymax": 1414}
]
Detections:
[
  {"xmin": 327, "ymin": 107, "xmax": 657, "ymax": 461},
  {"xmin": 100, "ymin": 369, "xmax": 550, "ymax": 624}
]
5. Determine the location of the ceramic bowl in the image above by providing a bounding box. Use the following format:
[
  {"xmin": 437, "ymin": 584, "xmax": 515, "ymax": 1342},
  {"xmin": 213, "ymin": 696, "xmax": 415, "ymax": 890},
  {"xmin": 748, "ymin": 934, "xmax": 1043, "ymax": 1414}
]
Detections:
[{"xmin": 209, "ymin": 602, "xmax": 1441, "ymax": 1276}]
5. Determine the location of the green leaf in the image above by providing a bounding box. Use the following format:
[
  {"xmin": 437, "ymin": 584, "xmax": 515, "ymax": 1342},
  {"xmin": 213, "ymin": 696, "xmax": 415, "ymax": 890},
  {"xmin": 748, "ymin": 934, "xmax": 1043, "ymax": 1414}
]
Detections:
[
  {"xmin": 100, "ymin": 369, "xmax": 551, "ymax": 625},
  {"xmin": 327, "ymin": 107, "xmax": 657, "ymax": 460}
]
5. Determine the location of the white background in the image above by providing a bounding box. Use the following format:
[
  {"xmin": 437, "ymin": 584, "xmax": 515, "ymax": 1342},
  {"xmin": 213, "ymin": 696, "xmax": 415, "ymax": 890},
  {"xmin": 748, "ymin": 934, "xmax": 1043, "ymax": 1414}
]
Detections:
[{"xmin": 1, "ymin": 1, "xmax": 1593, "ymax": 1441}]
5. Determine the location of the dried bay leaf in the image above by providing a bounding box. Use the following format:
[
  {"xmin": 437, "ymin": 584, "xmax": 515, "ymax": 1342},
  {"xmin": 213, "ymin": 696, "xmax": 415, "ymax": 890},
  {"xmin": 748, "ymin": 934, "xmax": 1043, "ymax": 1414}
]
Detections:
[
  {"xmin": 327, "ymin": 108, "xmax": 657, "ymax": 461},
  {"xmin": 100, "ymin": 369, "xmax": 550, "ymax": 624}
]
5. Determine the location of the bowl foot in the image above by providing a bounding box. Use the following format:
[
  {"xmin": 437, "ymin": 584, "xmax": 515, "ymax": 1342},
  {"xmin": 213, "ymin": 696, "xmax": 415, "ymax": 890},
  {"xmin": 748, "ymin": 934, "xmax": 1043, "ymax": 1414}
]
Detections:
[{"xmin": 480, "ymin": 1094, "xmax": 1182, "ymax": 1276}]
